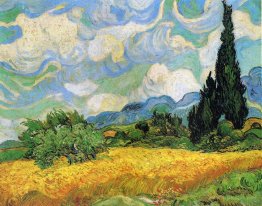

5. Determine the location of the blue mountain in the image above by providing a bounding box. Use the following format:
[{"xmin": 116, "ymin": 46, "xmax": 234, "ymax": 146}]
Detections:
[
  {"xmin": 87, "ymin": 92, "xmax": 200, "ymax": 128},
  {"xmin": 87, "ymin": 67, "xmax": 261, "ymax": 128}
]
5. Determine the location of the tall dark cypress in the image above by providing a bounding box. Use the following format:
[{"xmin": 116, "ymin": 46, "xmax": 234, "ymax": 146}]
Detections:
[
  {"xmin": 188, "ymin": 72, "xmax": 218, "ymax": 143},
  {"xmin": 215, "ymin": 0, "xmax": 248, "ymax": 128}
]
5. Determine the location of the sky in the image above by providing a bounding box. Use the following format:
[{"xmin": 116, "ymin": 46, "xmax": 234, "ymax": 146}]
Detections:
[{"xmin": 0, "ymin": 0, "xmax": 261, "ymax": 142}]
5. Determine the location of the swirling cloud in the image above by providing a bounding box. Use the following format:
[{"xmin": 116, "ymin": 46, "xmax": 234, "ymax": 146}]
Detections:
[
  {"xmin": 173, "ymin": 0, "xmax": 223, "ymax": 33},
  {"xmin": 233, "ymin": 10, "xmax": 261, "ymax": 40},
  {"xmin": 64, "ymin": 79, "xmax": 98, "ymax": 97},
  {"xmin": 125, "ymin": 22, "xmax": 194, "ymax": 64},
  {"xmin": 0, "ymin": 12, "xmax": 78, "ymax": 73},
  {"xmin": 242, "ymin": 67, "xmax": 262, "ymax": 105},
  {"xmin": 83, "ymin": 0, "xmax": 163, "ymax": 28},
  {"xmin": 86, "ymin": 0, "xmax": 165, "ymax": 63},
  {"xmin": 131, "ymin": 64, "xmax": 201, "ymax": 102}
]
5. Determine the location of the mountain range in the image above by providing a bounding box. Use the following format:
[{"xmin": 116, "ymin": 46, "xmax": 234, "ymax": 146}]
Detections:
[{"xmin": 87, "ymin": 67, "xmax": 262, "ymax": 128}]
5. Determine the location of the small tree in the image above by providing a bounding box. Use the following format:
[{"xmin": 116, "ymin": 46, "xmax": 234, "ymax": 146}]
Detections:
[
  {"xmin": 152, "ymin": 111, "xmax": 168, "ymax": 135},
  {"xmin": 166, "ymin": 113, "xmax": 183, "ymax": 136},
  {"xmin": 152, "ymin": 111, "xmax": 184, "ymax": 136},
  {"xmin": 135, "ymin": 121, "xmax": 149, "ymax": 136}
]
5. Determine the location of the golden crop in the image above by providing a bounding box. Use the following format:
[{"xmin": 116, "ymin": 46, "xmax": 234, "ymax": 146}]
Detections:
[{"xmin": 0, "ymin": 148, "xmax": 261, "ymax": 205}]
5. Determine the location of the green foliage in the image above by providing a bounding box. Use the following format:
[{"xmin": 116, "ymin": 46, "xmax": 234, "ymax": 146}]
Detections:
[
  {"xmin": 217, "ymin": 171, "xmax": 262, "ymax": 195},
  {"xmin": 245, "ymin": 128, "xmax": 262, "ymax": 139},
  {"xmin": 152, "ymin": 111, "xmax": 185, "ymax": 137},
  {"xmin": 0, "ymin": 149, "xmax": 27, "ymax": 162},
  {"xmin": 173, "ymin": 170, "xmax": 262, "ymax": 206},
  {"xmin": 128, "ymin": 130, "xmax": 144, "ymax": 142},
  {"xmin": 30, "ymin": 124, "xmax": 104, "ymax": 169},
  {"xmin": 20, "ymin": 109, "xmax": 105, "ymax": 168},
  {"xmin": 215, "ymin": 1, "xmax": 248, "ymax": 129},
  {"xmin": 197, "ymin": 122, "xmax": 262, "ymax": 152},
  {"xmin": 217, "ymin": 121, "xmax": 234, "ymax": 137},
  {"xmin": 188, "ymin": 73, "xmax": 218, "ymax": 143},
  {"xmin": 188, "ymin": 2, "xmax": 249, "ymax": 144},
  {"xmin": 135, "ymin": 121, "xmax": 150, "ymax": 135}
]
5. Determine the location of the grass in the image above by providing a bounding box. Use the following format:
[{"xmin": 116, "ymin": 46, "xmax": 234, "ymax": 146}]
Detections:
[
  {"xmin": 92, "ymin": 169, "xmax": 262, "ymax": 206},
  {"xmin": 245, "ymin": 128, "xmax": 262, "ymax": 139},
  {"xmin": 172, "ymin": 169, "xmax": 262, "ymax": 206},
  {"xmin": 0, "ymin": 149, "xmax": 26, "ymax": 162},
  {"xmin": 0, "ymin": 147, "xmax": 261, "ymax": 205}
]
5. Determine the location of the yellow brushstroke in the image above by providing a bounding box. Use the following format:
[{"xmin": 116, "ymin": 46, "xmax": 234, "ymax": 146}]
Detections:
[{"xmin": 0, "ymin": 148, "xmax": 261, "ymax": 205}]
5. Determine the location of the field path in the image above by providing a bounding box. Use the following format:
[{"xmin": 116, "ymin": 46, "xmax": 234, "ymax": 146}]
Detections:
[{"xmin": 0, "ymin": 148, "xmax": 262, "ymax": 204}]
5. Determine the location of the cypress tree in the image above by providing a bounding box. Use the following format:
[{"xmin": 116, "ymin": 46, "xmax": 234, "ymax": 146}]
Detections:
[
  {"xmin": 215, "ymin": 1, "xmax": 248, "ymax": 128},
  {"xmin": 188, "ymin": 72, "xmax": 218, "ymax": 143}
]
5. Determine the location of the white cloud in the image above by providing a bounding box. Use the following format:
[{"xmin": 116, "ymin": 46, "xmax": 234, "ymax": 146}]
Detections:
[
  {"xmin": 233, "ymin": 10, "xmax": 261, "ymax": 40},
  {"xmin": 87, "ymin": 0, "xmax": 165, "ymax": 62},
  {"xmin": 87, "ymin": 93, "xmax": 128, "ymax": 115},
  {"xmin": 64, "ymin": 79, "xmax": 98, "ymax": 97},
  {"xmin": 125, "ymin": 22, "xmax": 195, "ymax": 64},
  {"xmin": 198, "ymin": 26, "xmax": 223, "ymax": 82},
  {"xmin": 198, "ymin": 9, "xmax": 261, "ymax": 83},
  {"xmin": 0, "ymin": 12, "xmax": 78, "ymax": 73},
  {"xmin": 131, "ymin": 64, "xmax": 201, "ymax": 102}
]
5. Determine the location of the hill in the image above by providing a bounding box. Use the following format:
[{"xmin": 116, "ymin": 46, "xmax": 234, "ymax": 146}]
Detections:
[
  {"xmin": 87, "ymin": 93, "xmax": 200, "ymax": 128},
  {"xmin": 0, "ymin": 140, "xmax": 24, "ymax": 149}
]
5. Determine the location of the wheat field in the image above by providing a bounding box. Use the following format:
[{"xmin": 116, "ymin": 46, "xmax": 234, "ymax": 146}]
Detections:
[{"xmin": 0, "ymin": 147, "xmax": 262, "ymax": 205}]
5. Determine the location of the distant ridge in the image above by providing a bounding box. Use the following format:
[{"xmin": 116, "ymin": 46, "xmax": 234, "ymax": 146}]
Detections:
[{"xmin": 87, "ymin": 92, "xmax": 200, "ymax": 128}]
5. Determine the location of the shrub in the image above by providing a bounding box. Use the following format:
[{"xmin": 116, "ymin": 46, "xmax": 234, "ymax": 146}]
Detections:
[
  {"xmin": 152, "ymin": 111, "xmax": 185, "ymax": 137},
  {"xmin": 217, "ymin": 121, "xmax": 234, "ymax": 137},
  {"xmin": 128, "ymin": 130, "xmax": 144, "ymax": 142},
  {"xmin": 135, "ymin": 121, "xmax": 149, "ymax": 136},
  {"xmin": 30, "ymin": 124, "xmax": 105, "ymax": 168},
  {"xmin": 230, "ymin": 129, "xmax": 243, "ymax": 140},
  {"xmin": 21, "ymin": 109, "xmax": 105, "ymax": 168}
]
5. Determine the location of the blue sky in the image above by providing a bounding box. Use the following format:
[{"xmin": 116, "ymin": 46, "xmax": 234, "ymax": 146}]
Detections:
[{"xmin": 0, "ymin": 0, "xmax": 261, "ymax": 141}]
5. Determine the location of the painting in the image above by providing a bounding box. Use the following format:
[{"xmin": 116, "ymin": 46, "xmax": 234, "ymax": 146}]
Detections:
[{"xmin": 0, "ymin": 0, "xmax": 261, "ymax": 205}]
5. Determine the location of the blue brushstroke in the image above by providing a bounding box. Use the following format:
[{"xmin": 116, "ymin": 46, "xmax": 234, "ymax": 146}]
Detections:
[{"xmin": 0, "ymin": 25, "xmax": 22, "ymax": 44}]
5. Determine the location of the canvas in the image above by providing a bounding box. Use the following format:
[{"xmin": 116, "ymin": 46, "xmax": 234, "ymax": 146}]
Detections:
[{"xmin": 0, "ymin": 0, "xmax": 261, "ymax": 205}]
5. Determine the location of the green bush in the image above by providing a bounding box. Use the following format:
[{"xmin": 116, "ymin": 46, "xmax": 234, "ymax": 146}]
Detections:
[
  {"xmin": 21, "ymin": 109, "xmax": 105, "ymax": 168},
  {"xmin": 135, "ymin": 121, "xmax": 149, "ymax": 136},
  {"xmin": 230, "ymin": 129, "xmax": 243, "ymax": 140},
  {"xmin": 152, "ymin": 111, "xmax": 186, "ymax": 137},
  {"xmin": 30, "ymin": 124, "xmax": 105, "ymax": 168},
  {"xmin": 106, "ymin": 131, "xmax": 130, "ymax": 147},
  {"xmin": 217, "ymin": 121, "xmax": 234, "ymax": 137},
  {"xmin": 128, "ymin": 130, "xmax": 144, "ymax": 142}
]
